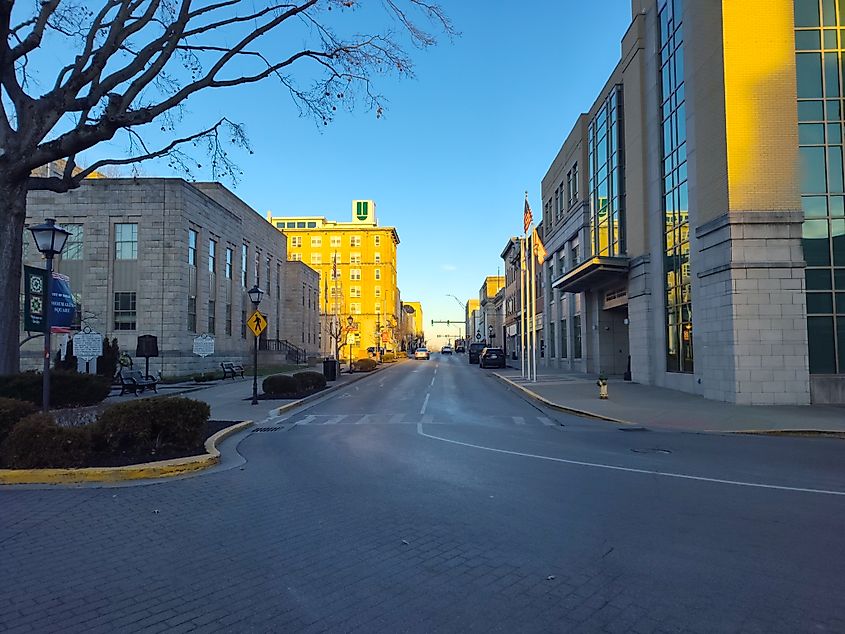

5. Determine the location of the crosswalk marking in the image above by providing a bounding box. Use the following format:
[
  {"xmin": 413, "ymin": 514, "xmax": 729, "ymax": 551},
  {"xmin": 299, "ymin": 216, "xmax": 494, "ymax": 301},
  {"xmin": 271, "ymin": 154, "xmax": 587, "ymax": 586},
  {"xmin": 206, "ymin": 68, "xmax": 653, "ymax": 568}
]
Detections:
[
  {"xmin": 538, "ymin": 416, "xmax": 554, "ymax": 426},
  {"xmin": 353, "ymin": 415, "xmax": 370, "ymax": 425},
  {"xmin": 512, "ymin": 416, "xmax": 525, "ymax": 425},
  {"xmin": 324, "ymin": 415, "xmax": 345, "ymax": 425},
  {"xmin": 281, "ymin": 414, "xmax": 560, "ymax": 427}
]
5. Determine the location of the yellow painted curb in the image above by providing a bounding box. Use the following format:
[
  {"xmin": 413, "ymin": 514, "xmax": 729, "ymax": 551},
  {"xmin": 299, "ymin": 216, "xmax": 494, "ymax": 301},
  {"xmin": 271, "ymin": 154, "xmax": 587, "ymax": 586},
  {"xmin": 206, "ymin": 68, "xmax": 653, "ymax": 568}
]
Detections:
[
  {"xmin": 0, "ymin": 420, "xmax": 254, "ymax": 486},
  {"xmin": 492, "ymin": 373, "xmax": 636, "ymax": 426}
]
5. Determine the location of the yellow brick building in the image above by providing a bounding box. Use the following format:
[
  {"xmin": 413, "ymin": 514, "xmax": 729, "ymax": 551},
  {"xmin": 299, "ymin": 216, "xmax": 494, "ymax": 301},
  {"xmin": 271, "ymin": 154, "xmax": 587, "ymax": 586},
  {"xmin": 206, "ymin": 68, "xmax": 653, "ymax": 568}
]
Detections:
[{"xmin": 267, "ymin": 201, "xmax": 400, "ymax": 361}]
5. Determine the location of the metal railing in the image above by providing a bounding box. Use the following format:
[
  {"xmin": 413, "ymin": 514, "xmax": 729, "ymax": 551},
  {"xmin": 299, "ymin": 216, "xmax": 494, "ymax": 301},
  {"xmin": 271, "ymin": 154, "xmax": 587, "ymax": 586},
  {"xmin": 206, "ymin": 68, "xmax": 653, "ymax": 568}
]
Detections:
[{"xmin": 259, "ymin": 338, "xmax": 307, "ymax": 364}]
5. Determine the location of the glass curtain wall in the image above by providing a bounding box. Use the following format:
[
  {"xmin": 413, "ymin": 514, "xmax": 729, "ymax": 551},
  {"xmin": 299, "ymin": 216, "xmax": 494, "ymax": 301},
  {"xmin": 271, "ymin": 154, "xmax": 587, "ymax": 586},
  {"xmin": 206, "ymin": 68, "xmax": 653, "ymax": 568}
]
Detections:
[
  {"xmin": 795, "ymin": 0, "xmax": 845, "ymax": 374},
  {"xmin": 659, "ymin": 0, "xmax": 692, "ymax": 373},
  {"xmin": 588, "ymin": 86, "xmax": 625, "ymax": 258}
]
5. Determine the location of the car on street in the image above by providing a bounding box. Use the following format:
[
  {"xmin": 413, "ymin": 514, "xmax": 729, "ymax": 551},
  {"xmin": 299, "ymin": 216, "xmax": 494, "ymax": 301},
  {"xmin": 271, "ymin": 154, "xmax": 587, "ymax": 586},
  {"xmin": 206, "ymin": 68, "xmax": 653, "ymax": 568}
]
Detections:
[
  {"xmin": 414, "ymin": 347, "xmax": 430, "ymax": 360},
  {"xmin": 479, "ymin": 347, "xmax": 506, "ymax": 369},
  {"xmin": 455, "ymin": 344, "xmax": 466, "ymax": 353},
  {"xmin": 468, "ymin": 342, "xmax": 486, "ymax": 364},
  {"xmin": 441, "ymin": 345, "xmax": 453, "ymax": 355}
]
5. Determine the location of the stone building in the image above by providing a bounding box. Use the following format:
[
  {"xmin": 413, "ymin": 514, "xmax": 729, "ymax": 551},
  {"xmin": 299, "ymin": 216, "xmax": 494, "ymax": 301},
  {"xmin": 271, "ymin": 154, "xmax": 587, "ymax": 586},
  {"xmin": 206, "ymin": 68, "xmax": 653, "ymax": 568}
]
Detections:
[
  {"xmin": 22, "ymin": 178, "xmax": 319, "ymax": 377},
  {"xmin": 538, "ymin": 0, "xmax": 845, "ymax": 404}
]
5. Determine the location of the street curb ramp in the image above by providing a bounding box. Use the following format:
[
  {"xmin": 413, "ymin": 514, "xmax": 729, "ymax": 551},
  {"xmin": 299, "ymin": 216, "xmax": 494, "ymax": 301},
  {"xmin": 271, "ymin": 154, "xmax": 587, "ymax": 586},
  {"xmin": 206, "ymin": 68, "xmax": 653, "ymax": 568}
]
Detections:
[{"xmin": 0, "ymin": 420, "xmax": 254, "ymax": 486}]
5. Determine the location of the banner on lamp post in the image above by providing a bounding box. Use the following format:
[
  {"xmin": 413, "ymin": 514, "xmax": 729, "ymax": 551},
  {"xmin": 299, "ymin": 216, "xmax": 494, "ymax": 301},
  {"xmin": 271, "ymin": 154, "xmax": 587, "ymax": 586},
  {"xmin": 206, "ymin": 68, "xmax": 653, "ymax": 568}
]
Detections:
[{"xmin": 23, "ymin": 266, "xmax": 76, "ymax": 333}]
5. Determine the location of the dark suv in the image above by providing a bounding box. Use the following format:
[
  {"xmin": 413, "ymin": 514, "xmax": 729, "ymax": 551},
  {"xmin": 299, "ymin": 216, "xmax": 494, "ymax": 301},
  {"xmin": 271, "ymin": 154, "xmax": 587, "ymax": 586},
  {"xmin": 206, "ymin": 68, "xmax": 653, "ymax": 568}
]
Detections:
[
  {"xmin": 479, "ymin": 347, "xmax": 506, "ymax": 369},
  {"xmin": 468, "ymin": 342, "xmax": 486, "ymax": 364}
]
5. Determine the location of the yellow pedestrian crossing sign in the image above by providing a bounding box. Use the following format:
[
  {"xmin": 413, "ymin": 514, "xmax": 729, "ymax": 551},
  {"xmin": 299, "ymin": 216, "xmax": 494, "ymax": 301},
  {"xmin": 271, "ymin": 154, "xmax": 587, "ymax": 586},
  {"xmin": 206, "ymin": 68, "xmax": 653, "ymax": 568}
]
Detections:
[{"xmin": 248, "ymin": 310, "xmax": 267, "ymax": 337}]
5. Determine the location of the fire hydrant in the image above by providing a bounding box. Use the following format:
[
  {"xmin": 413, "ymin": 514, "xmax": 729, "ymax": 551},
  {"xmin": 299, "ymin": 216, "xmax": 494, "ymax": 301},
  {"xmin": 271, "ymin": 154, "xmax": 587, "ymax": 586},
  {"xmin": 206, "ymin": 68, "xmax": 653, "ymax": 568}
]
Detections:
[{"xmin": 597, "ymin": 375, "xmax": 609, "ymax": 400}]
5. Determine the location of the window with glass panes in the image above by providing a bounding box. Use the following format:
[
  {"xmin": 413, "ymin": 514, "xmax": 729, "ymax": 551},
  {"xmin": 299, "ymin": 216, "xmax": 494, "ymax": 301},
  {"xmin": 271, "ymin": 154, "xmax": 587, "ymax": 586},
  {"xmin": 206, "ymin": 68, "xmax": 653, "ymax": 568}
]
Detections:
[
  {"xmin": 115, "ymin": 223, "xmax": 137, "ymax": 260},
  {"xmin": 241, "ymin": 244, "xmax": 247, "ymax": 287},
  {"xmin": 63, "ymin": 224, "xmax": 84, "ymax": 260},
  {"xmin": 795, "ymin": 0, "xmax": 845, "ymax": 373},
  {"xmin": 588, "ymin": 86, "xmax": 625, "ymax": 259},
  {"xmin": 114, "ymin": 292, "xmax": 136, "ymax": 330},
  {"xmin": 659, "ymin": 0, "xmax": 692, "ymax": 373}
]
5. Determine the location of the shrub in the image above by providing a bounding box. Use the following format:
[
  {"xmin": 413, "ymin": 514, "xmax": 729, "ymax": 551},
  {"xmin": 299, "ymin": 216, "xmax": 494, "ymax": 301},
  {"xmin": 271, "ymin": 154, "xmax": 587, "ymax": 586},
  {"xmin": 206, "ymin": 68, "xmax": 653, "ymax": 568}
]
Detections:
[
  {"xmin": 353, "ymin": 358, "xmax": 377, "ymax": 372},
  {"xmin": 93, "ymin": 397, "xmax": 210, "ymax": 454},
  {"xmin": 0, "ymin": 371, "xmax": 110, "ymax": 408},
  {"xmin": 54, "ymin": 337, "xmax": 78, "ymax": 371},
  {"xmin": 293, "ymin": 371, "xmax": 327, "ymax": 392},
  {"xmin": 1, "ymin": 413, "xmax": 90, "ymax": 469},
  {"xmin": 0, "ymin": 397, "xmax": 38, "ymax": 447},
  {"xmin": 262, "ymin": 374, "xmax": 298, "ymax": 395},
  {"xmin": 382, "ymin": 352, "xmax": 396, "ymax": 363}
]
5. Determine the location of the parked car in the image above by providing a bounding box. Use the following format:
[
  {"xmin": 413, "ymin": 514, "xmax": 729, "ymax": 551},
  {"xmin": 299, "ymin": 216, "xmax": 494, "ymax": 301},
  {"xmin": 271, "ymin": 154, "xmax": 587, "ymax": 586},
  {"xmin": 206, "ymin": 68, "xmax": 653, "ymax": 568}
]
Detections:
[
  {"xmin": 468, "ymin": 342, "xmax": 486, "ymax": 364},
  {"xmin": 414, "ymin": 347, "xmax": 430, "ymax": 360},
  {"xmin": 479, "ymin": 347, "xmax": 506, "ymax": 369},
  {"xmin": 441, "ymin": 345, "xmax": 453, "ymax": 355},
  {"xmin": 455, "ymin": 344, "xmax": 466, "ymax": 353}
]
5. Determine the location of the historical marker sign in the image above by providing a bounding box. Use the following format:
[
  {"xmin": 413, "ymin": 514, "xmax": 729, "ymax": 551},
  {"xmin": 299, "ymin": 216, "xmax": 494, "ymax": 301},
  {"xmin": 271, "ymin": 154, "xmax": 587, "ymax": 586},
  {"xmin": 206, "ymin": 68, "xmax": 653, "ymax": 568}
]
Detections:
[
  {"xmin": 193, "ymin": 334, "xmax": 215, "ymax": 357},
  {"xmin": 73, "ymin": 333, "xmax": 103, "ymax": 361}
]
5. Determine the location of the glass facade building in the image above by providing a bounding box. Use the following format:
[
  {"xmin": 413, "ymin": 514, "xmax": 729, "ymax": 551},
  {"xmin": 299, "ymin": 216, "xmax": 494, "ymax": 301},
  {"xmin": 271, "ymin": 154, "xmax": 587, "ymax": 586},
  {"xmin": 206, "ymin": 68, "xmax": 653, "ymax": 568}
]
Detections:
[
  {"xmin": 795, "ymin": 0, "xmax": 845, "ymax": 374},
  {"xmin": 658, "ymin": 0, "xmax": 692, "ymax": 374}
]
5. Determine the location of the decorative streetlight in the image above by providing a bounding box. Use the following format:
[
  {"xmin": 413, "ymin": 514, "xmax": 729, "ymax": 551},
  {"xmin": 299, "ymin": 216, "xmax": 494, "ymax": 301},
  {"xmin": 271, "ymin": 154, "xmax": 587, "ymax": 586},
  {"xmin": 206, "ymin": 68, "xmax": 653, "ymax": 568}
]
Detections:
[
  {"xmin": 247, "ymin": 284, "xmax": 263, "ymax": 405},
  {"xmin": 28, "ymin": 218, "xmax": 71, "ymax": 412},
  {"xmin": 488, "ymin": 324, "xmax": 494, "ymax": 347},
  {"xmin": 347, "ymin": 315, "xmax": 354, "ymax": 373}
]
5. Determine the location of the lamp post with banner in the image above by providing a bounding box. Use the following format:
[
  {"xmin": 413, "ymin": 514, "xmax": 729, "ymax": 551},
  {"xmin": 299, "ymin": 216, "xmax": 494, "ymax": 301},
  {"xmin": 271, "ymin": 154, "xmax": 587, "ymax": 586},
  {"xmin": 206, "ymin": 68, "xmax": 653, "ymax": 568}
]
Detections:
[{"xmin": 28, "ymin": 219, "xmax": 71, "ymax": 411}]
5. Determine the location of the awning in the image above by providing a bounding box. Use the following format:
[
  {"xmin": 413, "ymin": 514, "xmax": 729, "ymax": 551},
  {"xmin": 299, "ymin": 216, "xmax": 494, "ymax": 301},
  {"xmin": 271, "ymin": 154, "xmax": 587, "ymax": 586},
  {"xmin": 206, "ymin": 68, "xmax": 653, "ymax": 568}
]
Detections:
[{"xmin": 552, "ymin": 256, "xmax": 629, "ymax": 293}]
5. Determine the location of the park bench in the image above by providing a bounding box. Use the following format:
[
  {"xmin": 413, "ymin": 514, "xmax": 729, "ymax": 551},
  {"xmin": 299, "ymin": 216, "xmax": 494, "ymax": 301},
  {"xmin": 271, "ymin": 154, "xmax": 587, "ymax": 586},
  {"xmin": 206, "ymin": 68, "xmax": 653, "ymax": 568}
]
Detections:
[
  {"xmin": 118, "ymin": 368, "xmax": 159, "ymax": 396},
  {"xmin": 221, "ymin": 362, "xmax": 245, "ymax": 379}
]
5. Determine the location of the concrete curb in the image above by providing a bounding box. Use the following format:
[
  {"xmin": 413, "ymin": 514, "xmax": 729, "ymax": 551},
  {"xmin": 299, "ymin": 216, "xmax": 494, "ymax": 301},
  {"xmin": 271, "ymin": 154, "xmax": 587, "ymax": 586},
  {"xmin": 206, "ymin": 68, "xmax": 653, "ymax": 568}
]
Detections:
[
  {"xmin": 491, "ymin": 372, "xmax": 636, "ymax": 427},
  {"xmin": 271, "ymin": 361, "xmax": 402, "ymax": 416},
  {"xmin": 0, "ymin": 420, "xmax": 254, "ymax": 486}
]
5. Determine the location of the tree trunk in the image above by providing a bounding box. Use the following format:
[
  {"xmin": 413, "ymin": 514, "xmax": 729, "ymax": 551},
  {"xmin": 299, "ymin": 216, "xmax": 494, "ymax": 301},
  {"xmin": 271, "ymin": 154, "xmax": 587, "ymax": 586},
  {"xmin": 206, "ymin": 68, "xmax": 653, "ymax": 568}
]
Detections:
[{"xmin": 0, "ymin": 180, "xmax": 29, "ymax": 375}]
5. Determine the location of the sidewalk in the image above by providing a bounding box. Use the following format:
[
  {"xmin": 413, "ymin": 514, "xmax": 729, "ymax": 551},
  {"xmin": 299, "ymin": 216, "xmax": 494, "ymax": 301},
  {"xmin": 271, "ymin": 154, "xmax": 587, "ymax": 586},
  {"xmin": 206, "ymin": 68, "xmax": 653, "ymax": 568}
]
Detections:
[{"xmin": 494, "ymin": 368, "xmax": 845, "ymax": 434}]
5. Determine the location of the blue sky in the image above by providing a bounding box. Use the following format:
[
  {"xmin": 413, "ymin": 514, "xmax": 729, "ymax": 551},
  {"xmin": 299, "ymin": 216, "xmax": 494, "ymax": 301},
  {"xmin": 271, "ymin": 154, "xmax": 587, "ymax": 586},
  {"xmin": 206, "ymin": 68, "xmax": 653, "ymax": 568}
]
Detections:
[{"xmin": 81, "ymin": 0, "xmax": 633, "ymax": 339}]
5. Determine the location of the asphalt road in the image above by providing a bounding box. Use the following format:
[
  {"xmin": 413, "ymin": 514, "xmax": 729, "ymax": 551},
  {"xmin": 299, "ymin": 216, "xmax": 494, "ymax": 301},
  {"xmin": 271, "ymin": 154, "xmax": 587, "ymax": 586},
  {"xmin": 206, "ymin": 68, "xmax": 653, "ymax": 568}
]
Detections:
[{"xmin": 2, "ymin": 354, "xmax": 845, "ymax": 633}]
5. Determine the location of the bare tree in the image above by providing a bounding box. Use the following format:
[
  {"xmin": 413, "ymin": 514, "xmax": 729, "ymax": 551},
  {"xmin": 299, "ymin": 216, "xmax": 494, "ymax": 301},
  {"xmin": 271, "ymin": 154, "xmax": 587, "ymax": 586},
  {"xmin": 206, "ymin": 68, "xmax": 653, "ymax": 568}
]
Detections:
[{"xmin": 0, "ymin": 0, "xmax": 452, "ymax": 373}]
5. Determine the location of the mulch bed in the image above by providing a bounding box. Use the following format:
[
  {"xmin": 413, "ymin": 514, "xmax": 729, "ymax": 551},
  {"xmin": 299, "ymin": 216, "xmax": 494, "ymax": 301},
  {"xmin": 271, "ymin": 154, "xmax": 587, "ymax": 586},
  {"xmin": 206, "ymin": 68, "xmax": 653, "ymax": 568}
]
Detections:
[{"xmin": 249, "ymin": 386, "xmax": 328, "ymax": 401}]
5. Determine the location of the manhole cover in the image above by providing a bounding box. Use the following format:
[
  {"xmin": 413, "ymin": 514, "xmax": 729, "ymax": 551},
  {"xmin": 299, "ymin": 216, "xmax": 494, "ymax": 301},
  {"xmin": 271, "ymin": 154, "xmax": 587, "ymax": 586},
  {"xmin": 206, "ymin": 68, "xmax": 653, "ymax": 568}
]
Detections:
[{"xmin": 630, "ymin": 448, "xmax": 672, "ymax": 454}]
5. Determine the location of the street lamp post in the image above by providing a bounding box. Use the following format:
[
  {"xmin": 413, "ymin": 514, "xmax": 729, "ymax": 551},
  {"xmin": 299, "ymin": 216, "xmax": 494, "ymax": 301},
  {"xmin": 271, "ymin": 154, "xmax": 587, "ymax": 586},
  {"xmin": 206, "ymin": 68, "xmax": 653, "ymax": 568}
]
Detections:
[
  {"xmin": 248, "ymin": 284, "xmax": 263, "ymax": 405},
  {"xmin": 488, "ymin": 325, "xmax": 494, "ymax": 347},
  {"xmin": 376, "ymin": 313, "xmax": 381, "ymax": 364},
  {"xmin": 28, "ymin": 218, "xmax": 71, "ymax": 412},
  {"xmin": 347, "ymin": 315, "xmax": 354, "ymax": 373}
]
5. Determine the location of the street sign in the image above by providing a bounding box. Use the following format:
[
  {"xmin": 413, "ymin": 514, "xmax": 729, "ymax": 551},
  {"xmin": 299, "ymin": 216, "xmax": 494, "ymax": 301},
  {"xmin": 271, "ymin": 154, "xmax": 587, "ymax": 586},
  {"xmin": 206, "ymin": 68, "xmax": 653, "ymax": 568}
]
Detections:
[
  {"xmin": 73, "ymin": 333, "xmax": 103, "ymax": 361},
  {"xmin": 476, "ymin": 332, "xmax": 481, "ymax": 341},
  {"xmin": 193, "ymin": 334, "xmax": 215, "ymax": 357},
  {"xmin": 247, "ymin": 311, "xmax": 268, "ymax": 337},
  {"xmin": 346, "ymin": 332, "xmax": 356, "ymax": 345},
  {"xmin": 381, "ymin": 331, "xmax": 389, "ymax": 343}
]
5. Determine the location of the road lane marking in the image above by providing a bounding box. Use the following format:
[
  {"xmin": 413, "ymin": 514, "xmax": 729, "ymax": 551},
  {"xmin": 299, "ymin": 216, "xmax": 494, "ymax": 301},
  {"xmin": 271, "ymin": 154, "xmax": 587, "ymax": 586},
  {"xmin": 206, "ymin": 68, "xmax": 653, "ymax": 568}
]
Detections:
[
  {"xmin": 324, "ymin": 415, "xmax": 345, "ymax": 425},
  {"xmin": 416, "ymin": 424, "xmax": 845, "ymax": 497},
  {"xmin": 293, "ymin": 415, "xmax": 315, "ymax": 426},
  {"xmin": 512, "ymin": 416, "xmax": 525, "ymax": 425},
  {"xmin": 430, "ymin": 376, "xmax": 436, "ymax": 387},
  {"xmin": 354, "ymin": 415, "xmax": 370, "ymax": 425},
  {"xmin": 420, "ymin": 393, "xmax": 430, "ymax": 415},
  {"xmin": 538, "ymin": 417, "xmax": 555, "ymax": 426}
]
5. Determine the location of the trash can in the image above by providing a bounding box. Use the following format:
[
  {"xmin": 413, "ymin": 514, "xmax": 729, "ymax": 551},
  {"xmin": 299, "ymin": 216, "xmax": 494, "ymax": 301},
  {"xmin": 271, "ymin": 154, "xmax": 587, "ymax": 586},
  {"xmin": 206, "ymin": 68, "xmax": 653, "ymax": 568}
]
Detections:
[{"xmin": 323, "ymin": 358, "xmax": 338, "ymax": 382}]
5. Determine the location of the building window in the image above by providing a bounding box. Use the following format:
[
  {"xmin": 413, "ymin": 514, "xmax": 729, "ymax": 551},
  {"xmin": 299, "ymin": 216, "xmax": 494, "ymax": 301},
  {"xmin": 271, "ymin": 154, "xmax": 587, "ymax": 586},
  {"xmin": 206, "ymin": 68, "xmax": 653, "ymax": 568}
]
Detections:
[
  {"xmin": 548, "ymin": 321, "xmax": 556, "ymax": 358},
  {"xmin": 374, "ymin": 235, "xmax": 381, "ymax": 246},
  {"xmin": 188, "ymin": 295, "xmax": 197, "ymax": 332},
  {"xmin": 375, "ymin": 302, "xmax": 381, "ymax": 314},
  {"xmin": 254, "ymin": 253, "xmax": 260, "ymax": 285},
  {"xmin": 311, "ymin": 253, "xmax": 322, "ymax": 266},
  {"xmin": 375, "ymin": 286, "xmax": 381, "ymax": 298},
  {"xmin": 188, "ymin": 229, "xmax": 198, "ymax": 266},
  {"xmin": 311, "ymin": 236, "xmax": 322, "ymax": 247},
  {"xmin": 796, "ymin": 6, "xmax": 845, "ymax": 374},
  {"xmin": 659, "ymin": 0, "xmax": 692, "ymax": 373},
  {"xmin": 266, "ymin": 257, "xmax": 271, "ymax": 288},
  {"xmin": 589, "ymin": 86, "xmax": 625, "ymax": 258},
  {"xmin": 350, "ymin": 302, "xmax": 361, "ymax": 315},
  {"xmin": 350, "ymin": 252, "xmax": 361, "ymax": 264},
  {"xmin": 374, "ymin": 268, "xmax": 381, "ymax": 280},
  {"xmin": 241, "ymin": 309, "xmax": 247, "ymax": 339},
  {"xmin": 225, "ymin": 248, "xmax": 233, "ymax": 279},
  {"xmin": 573, "ymin": 315, "xmax": 582, "ymax": 359},
  {"xmin": 241, "ymin": 244, "xmax": 248, "ymax": 287},
  {"xmin": 350, "ymin": 268, "xmax": 361, "ymax": 280},
  {"xmin": 208, "ymin": 300, "xmax": 216, "ymax": 334},
  {"xmin": 560, "ymin": 318, "xmax": 568, "ymax": 358},
  {"xmin": 291, "ymin": 236, "xmax": 302, "ymax": 248},
  {"xmin": 115, "ymin": 223, "xmax": 138, "ymax": 260},
  {"xmin": 62, "ymin": 224, "xmax": 84, "ymax": 260},
  {"xmin": 290, "ymin": 253, "xmax": 302, "ymax": 262},
  {"xmin": 350, "ymin": 236, "xmax": 361, "ymax": 247},
  {"xmin": 330, "ymin": 236, "xmax": 341, "ymax": 247},
  {"xmin": 350, "ymin": 286, "xmax": 361, "ymax": 298},
  {"xmin": 331, "ymin": 287, "xmax": 343, "ymax": 298},
  {"xmin": 208, "ymin": 239, "xmax": 216, "ymax": 273},
  {"xmin": 114, "ymin": 292, "xmax": 137, "ymax": 330},
  {"xmin": 226, "ymin": 303, "xmax": 232, "ymax": 336},
  {"xmin": 374, "ymin": 252, "xmax": 381, "ymax": 263}
]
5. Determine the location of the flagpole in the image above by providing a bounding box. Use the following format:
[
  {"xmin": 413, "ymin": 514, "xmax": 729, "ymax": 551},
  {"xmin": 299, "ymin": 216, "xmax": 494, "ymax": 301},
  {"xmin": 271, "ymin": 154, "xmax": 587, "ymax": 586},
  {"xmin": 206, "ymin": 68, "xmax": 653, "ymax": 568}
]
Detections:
[
  {"xmin": 530, "ymin": 231, "xmax": 538, "ymax": 382},
  {"xmin": 520, "ymin": 237, "xmax": 526, "ymax": 379}
]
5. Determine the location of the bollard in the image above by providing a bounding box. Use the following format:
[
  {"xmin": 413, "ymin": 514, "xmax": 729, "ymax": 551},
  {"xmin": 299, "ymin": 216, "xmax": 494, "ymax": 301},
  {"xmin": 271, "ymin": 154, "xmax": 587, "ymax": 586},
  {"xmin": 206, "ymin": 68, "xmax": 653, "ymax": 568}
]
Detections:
[{"xmin": 597, "ymin": 374, "xmax": 609, "ymax": 400}]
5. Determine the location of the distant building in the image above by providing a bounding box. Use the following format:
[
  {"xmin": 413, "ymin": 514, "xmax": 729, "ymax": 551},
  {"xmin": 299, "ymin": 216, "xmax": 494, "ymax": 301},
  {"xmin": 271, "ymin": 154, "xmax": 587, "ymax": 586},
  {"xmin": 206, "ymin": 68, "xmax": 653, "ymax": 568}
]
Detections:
[
  {"xmin": 478, "ymin": 276, "xmax": 505, "ymax": 348},
  {"xmin": 23, "ymin": 178, "xmax": 318, "ymax": 376},
  {"xmin": 267, "ymin": 201, "xmax": 401, "ymax": 360},
  {"xmin": 401, "ymin": 301, "xmax": 425, "ymax": 350}
]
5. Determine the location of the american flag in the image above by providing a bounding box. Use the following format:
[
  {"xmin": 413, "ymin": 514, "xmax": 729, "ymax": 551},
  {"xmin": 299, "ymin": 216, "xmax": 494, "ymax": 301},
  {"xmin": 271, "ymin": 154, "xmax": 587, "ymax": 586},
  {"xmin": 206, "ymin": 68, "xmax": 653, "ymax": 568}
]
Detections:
[
  {"xmin": 532, "ymin": 227, "xmax": 547, "ymax": 264},
  {"xmin": 523, "ymin": 196, "xmax": 533, "ymax": 233}
]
